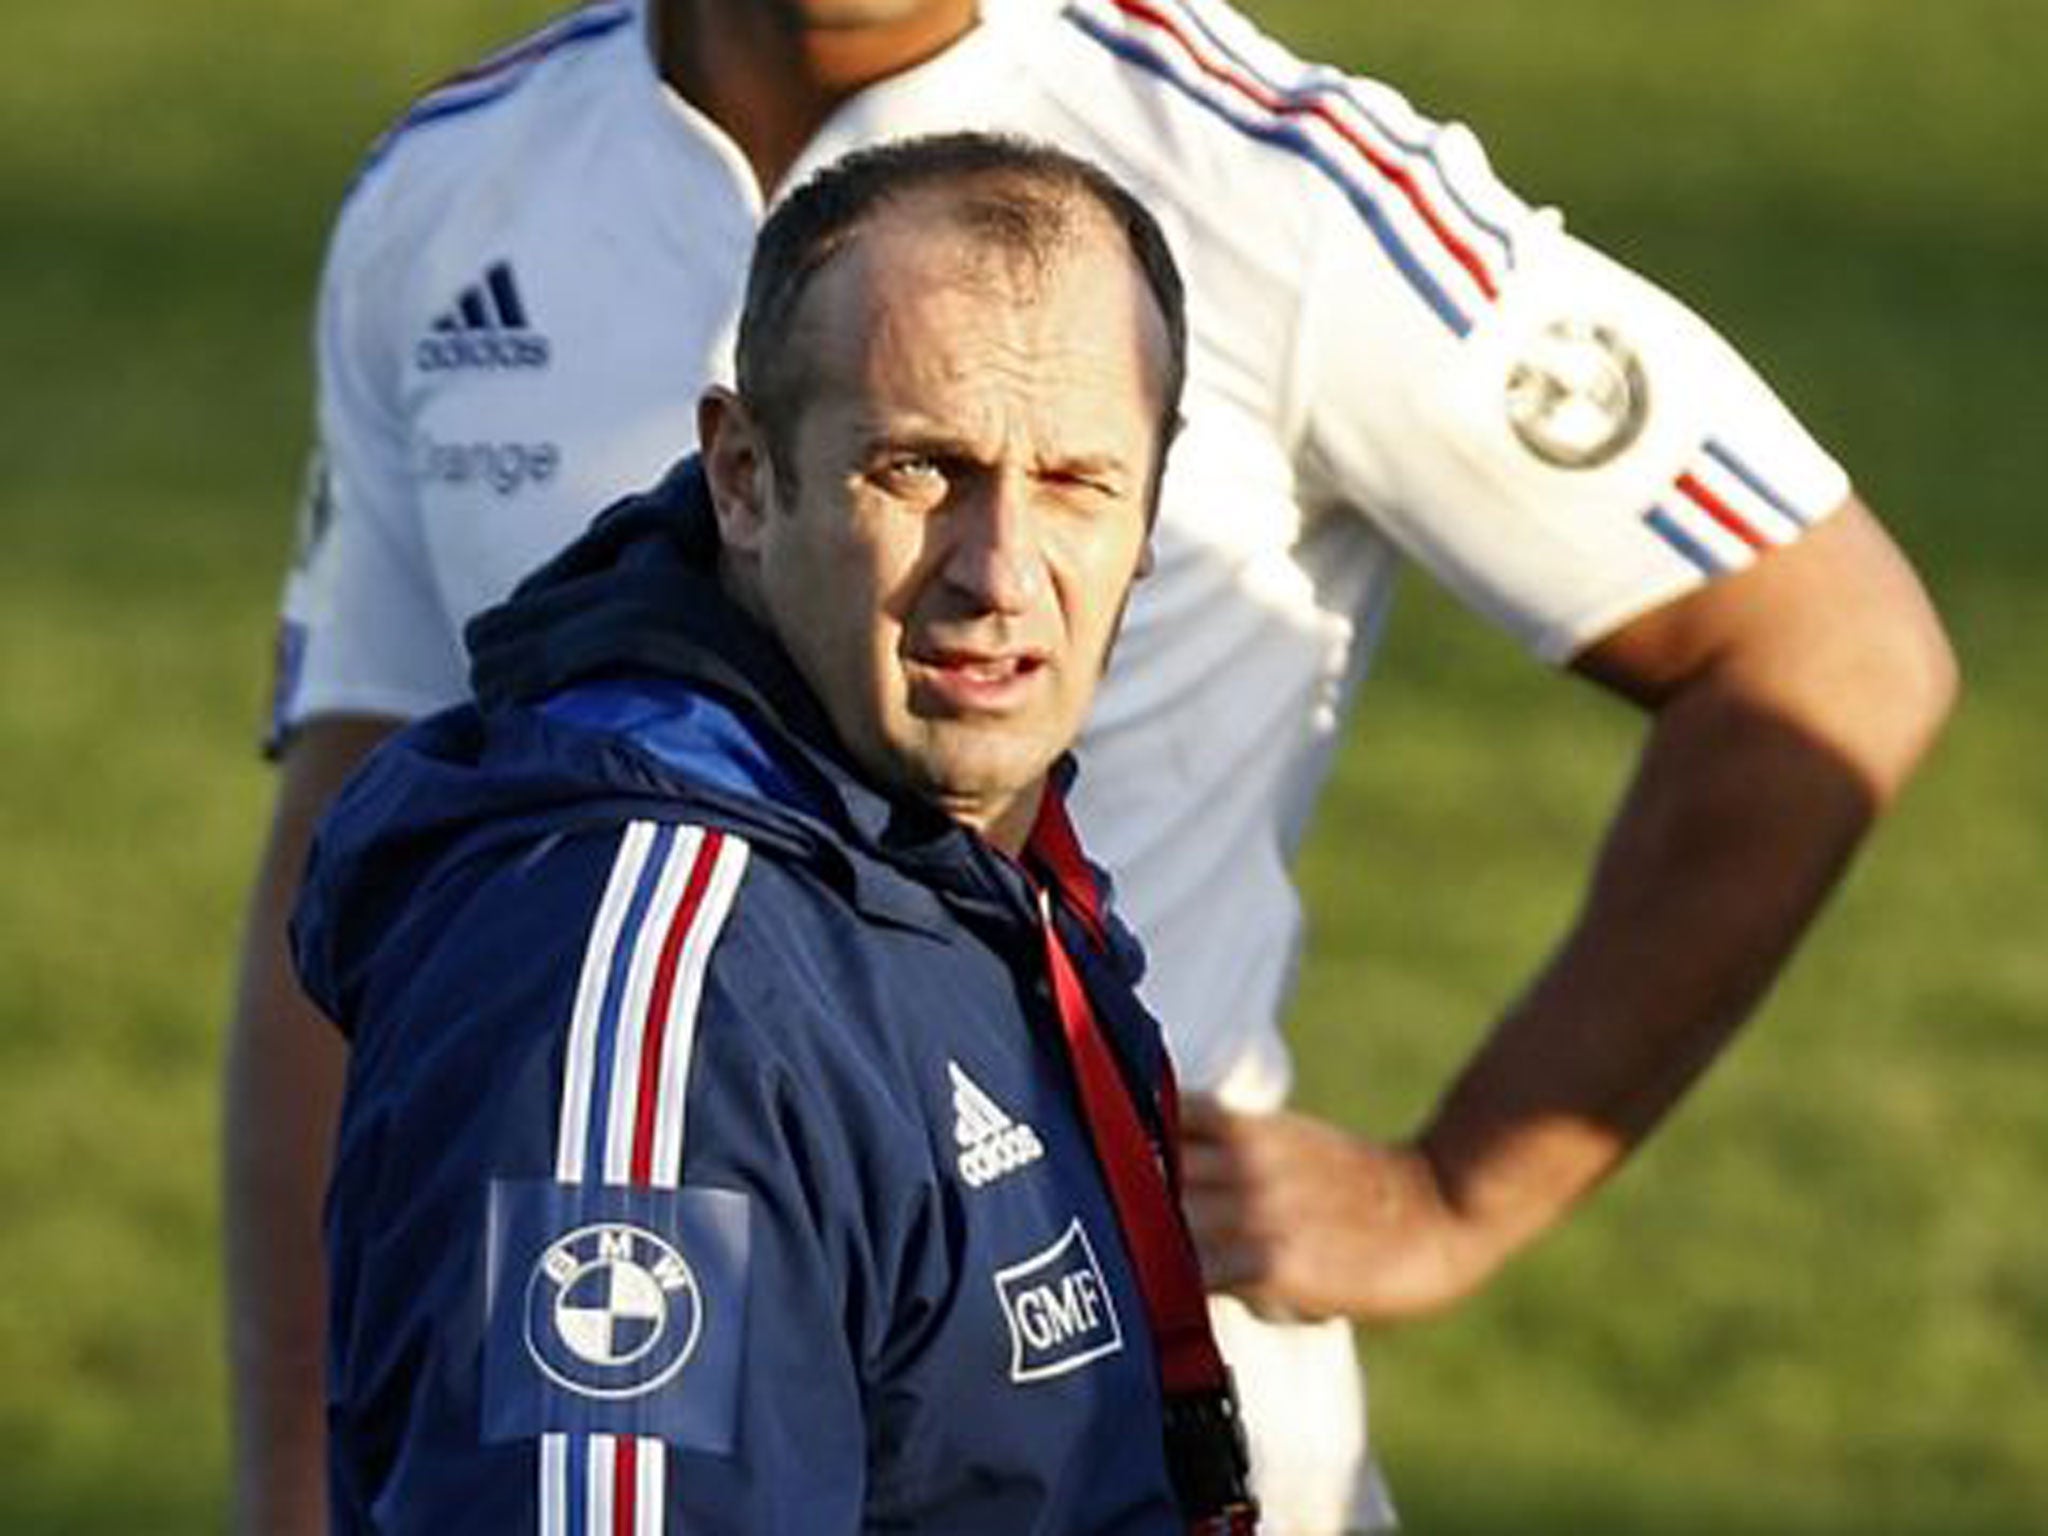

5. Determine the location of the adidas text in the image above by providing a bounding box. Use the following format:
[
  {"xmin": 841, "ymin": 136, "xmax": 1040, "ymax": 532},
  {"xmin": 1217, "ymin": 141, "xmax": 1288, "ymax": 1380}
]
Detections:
[
  {"xmin": 959, "ymin": 1123, "xmax": 1046, "ymax": 1189},
  {"xmin": 416, "ymin": 331, "xmax": 551, "ymax": 372}
]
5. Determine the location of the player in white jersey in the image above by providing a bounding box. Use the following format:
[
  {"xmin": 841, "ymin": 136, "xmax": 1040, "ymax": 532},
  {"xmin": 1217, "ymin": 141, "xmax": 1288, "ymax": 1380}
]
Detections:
[{"xmin": 227, "ymin": 2, "xmax": 1956, "ymax": 1531}]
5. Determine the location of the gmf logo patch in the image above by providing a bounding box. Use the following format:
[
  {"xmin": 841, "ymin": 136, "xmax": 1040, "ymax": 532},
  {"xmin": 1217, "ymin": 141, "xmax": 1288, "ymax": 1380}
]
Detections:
[{"xmin": 994, "ymin": 1219, "xmax": 1124, "ymax": 1383}]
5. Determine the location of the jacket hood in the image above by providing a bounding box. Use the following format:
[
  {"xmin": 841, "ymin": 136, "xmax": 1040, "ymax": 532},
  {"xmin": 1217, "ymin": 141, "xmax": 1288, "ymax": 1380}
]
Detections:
[{"xmin": 464, "ymin": 459, "xmax": 829, "ymax": 743}]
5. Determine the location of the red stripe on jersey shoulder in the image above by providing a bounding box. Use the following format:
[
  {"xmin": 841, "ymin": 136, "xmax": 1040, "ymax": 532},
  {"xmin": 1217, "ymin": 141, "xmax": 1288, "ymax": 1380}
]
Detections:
[{"xmin": 1098, "ymin": 0, "xmax": 1501, "ymax": 301}]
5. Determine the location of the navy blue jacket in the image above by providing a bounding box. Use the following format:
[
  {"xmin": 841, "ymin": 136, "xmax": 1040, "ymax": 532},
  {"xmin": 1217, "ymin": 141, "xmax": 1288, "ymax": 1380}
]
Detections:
[{"xmin": 294, "ymin": 462, "xmax": 1185, "ymax": 1533}]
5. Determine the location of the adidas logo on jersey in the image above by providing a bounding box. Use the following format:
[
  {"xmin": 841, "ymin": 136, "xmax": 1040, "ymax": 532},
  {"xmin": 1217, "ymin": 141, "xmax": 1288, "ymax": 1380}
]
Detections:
[
  {"xmin": 950, "ymin": 1061, "xmax": 1045, "ymax": 1189},
  {"xmin": 416, "ymin": 260, "xmax": 551, "ymax": 372}
]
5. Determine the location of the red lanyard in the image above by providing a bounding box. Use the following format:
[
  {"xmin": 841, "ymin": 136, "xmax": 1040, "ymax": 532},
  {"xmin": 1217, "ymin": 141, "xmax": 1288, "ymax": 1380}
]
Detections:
[
  {"xmin": 1026, "ymin": 796, "xmax": 1257, "ymax": 1534},
  {"xmin": 1034, "ymin": 894, "xmax": 1222, "ymax": 1395}
]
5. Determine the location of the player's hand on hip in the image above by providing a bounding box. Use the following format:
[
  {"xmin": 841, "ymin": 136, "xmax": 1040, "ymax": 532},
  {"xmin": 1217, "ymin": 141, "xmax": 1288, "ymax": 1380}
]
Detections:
[{"xmin": 1178, "ymin": 1095, "xmax": 1492, "ymax": 1324}]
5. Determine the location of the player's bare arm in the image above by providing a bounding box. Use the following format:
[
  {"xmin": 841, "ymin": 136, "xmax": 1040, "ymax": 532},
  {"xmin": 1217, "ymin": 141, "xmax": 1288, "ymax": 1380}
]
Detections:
[
  {"xmin": 1183, "ymin": 496, "xmax": 1956, "ymax": 1322},
  {"xmin": 224, "ymin": 713, "xmax": 399, "ymax": 1536}
]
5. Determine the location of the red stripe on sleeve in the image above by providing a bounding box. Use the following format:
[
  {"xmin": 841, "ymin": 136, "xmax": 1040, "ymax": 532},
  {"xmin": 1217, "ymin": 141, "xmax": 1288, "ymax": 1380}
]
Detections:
[
  {"xmin": 1677, "ymin": 471, "xmax": 1769, "ymax": 551},
  {"xmin": 628, "ymin": 831, "xmax": 725, "ymax": 1186},
  {"xmin": 613, "ymin": 1435, "xmax": 638, "ymax": 1536}
]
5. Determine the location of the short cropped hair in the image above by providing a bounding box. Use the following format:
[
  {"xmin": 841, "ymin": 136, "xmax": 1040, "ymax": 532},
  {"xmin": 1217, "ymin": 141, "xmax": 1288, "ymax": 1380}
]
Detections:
[{"xmin": 734, "ymin": 131, "xmax": 1187, "ymax": 476}]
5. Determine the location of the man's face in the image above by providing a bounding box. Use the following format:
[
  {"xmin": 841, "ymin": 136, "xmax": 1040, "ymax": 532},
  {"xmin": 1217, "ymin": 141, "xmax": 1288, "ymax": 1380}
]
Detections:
[{"xmin": 709, "ymin": 199, "xmax": 1169, "ymax": 849}]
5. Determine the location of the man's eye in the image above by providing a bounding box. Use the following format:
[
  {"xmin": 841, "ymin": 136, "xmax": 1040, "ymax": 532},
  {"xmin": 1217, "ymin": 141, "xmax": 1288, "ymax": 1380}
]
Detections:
[
  {"xmin": 874, "ymin": 455, "xmax": 946, "ymax": 493},
  {"xmin": 1045, "ymin": 469, "xmax": 1123, "ymax": 505}
]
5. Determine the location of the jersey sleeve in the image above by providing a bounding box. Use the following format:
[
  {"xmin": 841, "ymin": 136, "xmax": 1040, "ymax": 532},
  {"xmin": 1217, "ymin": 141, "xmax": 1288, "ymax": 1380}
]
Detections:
[
  {"xmin": 265, "ymin": 180, "xmax": 468, "ymax": 751},
  {"xmin": 1287, "ymin": 80, "xmax": 1851, "ymax": 661}
]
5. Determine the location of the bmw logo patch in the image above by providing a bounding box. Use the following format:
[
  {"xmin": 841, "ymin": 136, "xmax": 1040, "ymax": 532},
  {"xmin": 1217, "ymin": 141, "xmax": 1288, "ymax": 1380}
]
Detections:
[
  {"xmin": 524, "ymin": 1222, "xmax": 705, "ymax": 1400},
  {"xmin": 1505, "ymin": 318, "xmax": 1649, "ymax": 469}
]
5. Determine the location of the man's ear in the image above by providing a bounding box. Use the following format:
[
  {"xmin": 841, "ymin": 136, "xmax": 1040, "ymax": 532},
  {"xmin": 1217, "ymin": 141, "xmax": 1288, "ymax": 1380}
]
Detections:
[
  {"xmin": 698, "ymin": 386, "xmax": 772, "ymax": 554},
  {"xmin": 1134, "ymin": 440, "xmax": 1174, "ymax": 580}
]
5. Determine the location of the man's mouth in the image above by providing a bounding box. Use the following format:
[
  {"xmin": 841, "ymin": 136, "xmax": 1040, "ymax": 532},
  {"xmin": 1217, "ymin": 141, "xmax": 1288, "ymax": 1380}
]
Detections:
[{"xmin": 910, "ymin": 646, "xmax": 1048, "ymax": 710}]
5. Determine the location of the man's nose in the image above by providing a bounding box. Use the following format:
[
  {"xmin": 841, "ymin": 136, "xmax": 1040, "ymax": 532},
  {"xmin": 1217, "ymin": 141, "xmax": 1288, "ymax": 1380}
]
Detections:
[{"xmin": 944, "ymin": 473, "xmax": 1044, "ymax": 614}]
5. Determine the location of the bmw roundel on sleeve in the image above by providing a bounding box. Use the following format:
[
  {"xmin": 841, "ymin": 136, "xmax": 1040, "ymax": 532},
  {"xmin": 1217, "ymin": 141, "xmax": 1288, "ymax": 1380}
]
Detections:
[
  {"xmin": 483, "ymin": 1179, "xmax": 751, "ymax": 1451},
  {"xmin": 1504, "ymin": 316, "xmax": 1649, "ymax": 469}
]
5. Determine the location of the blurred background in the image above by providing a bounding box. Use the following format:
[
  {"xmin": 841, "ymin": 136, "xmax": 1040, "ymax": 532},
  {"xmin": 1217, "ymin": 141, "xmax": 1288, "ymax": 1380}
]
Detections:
[{"xmin": 1, "ymin": 1, "xmax": 2041, "ymax": 1530}]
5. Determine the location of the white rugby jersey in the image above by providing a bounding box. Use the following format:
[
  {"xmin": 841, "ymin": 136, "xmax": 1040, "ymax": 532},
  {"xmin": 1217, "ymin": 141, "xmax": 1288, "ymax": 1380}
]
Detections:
[{"xmin": 273, "ymin": 2, "xmax": 1848, "ymax": 1525}]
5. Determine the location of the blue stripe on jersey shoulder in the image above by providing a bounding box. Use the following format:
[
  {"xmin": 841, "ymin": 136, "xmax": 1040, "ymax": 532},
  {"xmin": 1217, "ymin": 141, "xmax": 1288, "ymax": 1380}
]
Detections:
[
  {"xmin": 1704, "ymin": 437, "xmax": 1811, "ymax": 529},
  {"xmin": 1146, "ymin": 0, "xmax": 1517, "ymax": 269},
  {"xmin": 1064, "ymin": 3, "xmax": 1473, "ymax": 335},
  {"xmin": 348, "ymin": 2, "xmax": 634, "ymax": 195},
  {"xmin": 1644, "ymin": 505, "xmax": 1724, "ymax": 576}
]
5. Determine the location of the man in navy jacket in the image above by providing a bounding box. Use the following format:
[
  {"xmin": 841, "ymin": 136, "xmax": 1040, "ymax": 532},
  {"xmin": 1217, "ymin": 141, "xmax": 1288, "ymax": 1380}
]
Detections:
[{"xmin": 293, "ymin": 134, "xmax": 1255, "ymax": 1531}]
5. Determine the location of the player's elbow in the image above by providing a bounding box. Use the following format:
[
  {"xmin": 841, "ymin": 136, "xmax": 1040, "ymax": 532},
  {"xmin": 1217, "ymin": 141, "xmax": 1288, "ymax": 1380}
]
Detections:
[
  {"xmin": 1809, "ymin": 578, "xmax": 1959, "ymax": 810},
  {"xmin": 1758, "ymin": 499, "xmax": 1960, "ymax": 809},
  {"xmin": 1869, "ymin": 599, "xmax": 1959, "ymax": 802}
]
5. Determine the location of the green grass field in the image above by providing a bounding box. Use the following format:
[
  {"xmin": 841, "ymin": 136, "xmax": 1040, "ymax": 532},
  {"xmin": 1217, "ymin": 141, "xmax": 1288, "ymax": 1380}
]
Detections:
[{"xmin": 3, "ymin": 1, "xmax": 2042, "ymax": 1529}]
